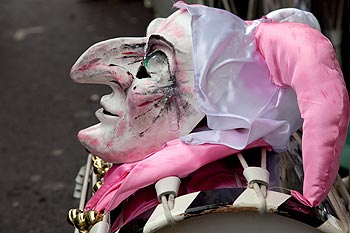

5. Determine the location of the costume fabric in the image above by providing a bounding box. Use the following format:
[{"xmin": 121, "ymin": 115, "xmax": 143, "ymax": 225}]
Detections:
[
  {"xmin": 176, "ymin": 2, "xmax": 303, "ymax": 154},
  {"xmin": 265, "ymin": 8, "xmax": 321, "ymax": 31},
  {"xmin": 86, "ymin": 139, "xmax": 268, "ymax": 212},
  {"xmin": 86, "ymin": 2, "xmax": 349, "ymax": 215},
  {"xmin": 176, "ymin": 2, "xmax": 349, "ymax": 206}
]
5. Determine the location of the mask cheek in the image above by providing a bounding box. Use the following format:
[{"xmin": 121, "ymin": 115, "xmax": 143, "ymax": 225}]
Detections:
[{"xmin": 113, "ymin": 120, "xmax": 127, "ymax": 138}]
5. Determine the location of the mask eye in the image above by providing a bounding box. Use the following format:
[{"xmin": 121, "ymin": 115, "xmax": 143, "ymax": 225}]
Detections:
[
  {"xmin": 143, "ymin": 50, "xmax": 167, "ymax": 69},
  {"xmin": 136, "ymin": 50, "xmax": 169, "ymax": 79}
]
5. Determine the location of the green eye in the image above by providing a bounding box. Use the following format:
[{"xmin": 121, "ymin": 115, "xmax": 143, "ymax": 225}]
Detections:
[
  {"xmin": 143, "ymin": 56, "xmax": 150, "ymax": 68},
  {"xmin": 143, "ymin": 50, "xmax": 167, "ymax": 70}
]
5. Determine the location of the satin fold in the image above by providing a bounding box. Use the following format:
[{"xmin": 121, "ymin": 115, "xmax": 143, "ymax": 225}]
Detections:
[{"xmin": 175, "ymin": 2, "xmax": 303, "ymax": 153}]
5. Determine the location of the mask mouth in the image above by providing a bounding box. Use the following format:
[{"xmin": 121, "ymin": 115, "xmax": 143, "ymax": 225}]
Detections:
[
  {"xmin": 102, "ymin": 109, "xmax": 119, "ymax": 117},
  {"xmin": 95, "ymin": 108, "xmax": 120, "ymax": 123},
  {"xmin": 97, "ymin": 93, "xmax": 123, "ymax": 120}
]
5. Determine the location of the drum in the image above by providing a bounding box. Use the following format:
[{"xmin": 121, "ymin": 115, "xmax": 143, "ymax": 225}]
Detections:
[
  {"xmin": 115, "ymin": 187, "xmax": 344, "ymax": 233},
  {"xmin": 112, "ymin": 133, "xmax": 348, "ymax": 233},
  {"xmin": 70, "ymin": 133, "xmax": 350, "ymax": 233}
]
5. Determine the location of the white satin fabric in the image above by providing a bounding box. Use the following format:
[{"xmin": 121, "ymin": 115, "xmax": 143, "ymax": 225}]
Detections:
[
  {"xmin": 266, "ymin": 8, "xmax": 321, "ymax": 31},
  {"xmin": 175, "ymin": 2, "xmax": 303, "ymax": 152}
]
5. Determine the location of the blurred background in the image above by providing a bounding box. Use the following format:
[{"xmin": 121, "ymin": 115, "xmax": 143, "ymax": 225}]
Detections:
[
  {"xmin": 0, "ymin": 0, "xmax": 348, "ymax": 232},
  {"xmin": 0, "ymin": 0, "xmax": 153, "ymax": 232}
]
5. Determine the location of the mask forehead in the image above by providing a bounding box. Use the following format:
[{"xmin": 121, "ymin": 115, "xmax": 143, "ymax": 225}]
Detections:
[{"xmin": 147, "ymin": 9, "xmax": 190, "ymax": 37}]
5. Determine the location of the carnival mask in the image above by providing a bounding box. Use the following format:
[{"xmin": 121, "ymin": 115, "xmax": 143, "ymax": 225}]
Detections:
[{"xmin": 70, "ymin": 10, "xmax": 205, "ymax": 163}]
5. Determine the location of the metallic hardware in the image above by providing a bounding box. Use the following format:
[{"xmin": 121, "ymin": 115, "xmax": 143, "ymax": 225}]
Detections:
[
  {"xmin": 92, "ymin": 180, "xmax": 103, "ymax": 193},
  {"xmin": 68, "ymin": 154, "xmax": 111, "ymax": 232},
  {"xmin": 67, "ymin": 208, "xmax": 104, "ymax": 233},
  {"xmin": 92, "ymin": 155, "xmax": 112, "ymax": 180}
]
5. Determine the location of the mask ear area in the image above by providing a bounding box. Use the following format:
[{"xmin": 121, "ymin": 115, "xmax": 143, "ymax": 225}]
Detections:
[{"xmin": 147, "ymin": 18, "xmax": 166, "ymax": 36}]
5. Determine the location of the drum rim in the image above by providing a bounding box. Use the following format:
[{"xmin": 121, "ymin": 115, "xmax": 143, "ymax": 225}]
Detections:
[{"xmin": 116, "ymin": 188, "xmax": 344, "ymax": 233}]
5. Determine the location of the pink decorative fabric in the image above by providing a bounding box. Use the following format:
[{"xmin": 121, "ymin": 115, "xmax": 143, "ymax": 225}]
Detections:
[
  {"xmin": 110, "ymin": 158, "xmax": 242, "ymax": 232},
  {"xmin": 255, "ymin": 22, "xmax": 349, "ymax": 206},
  {"xmin": 85, "ymin": 139, "xmax": 268, "ymax": 212}
]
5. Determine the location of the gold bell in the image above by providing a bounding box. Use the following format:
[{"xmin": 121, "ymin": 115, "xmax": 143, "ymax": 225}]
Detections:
[
  {"xmin": 67, "ymin": 208, "xmax": 104, "ymax": 233},
  {"xmin": 67, "ymin": 208, "xmax": 82, "ymax": 226},
  {"xmin": 92, "ymin": 155, "xmax": 111, "ymax": 179},
  {"xmin": 86, "ymin": 210, "xmax": 104, "ymax": 225},
  {"xmin": 74, "ymin": 212, "xmax": 89, "ymax": 231},
  {"xmin": 92, "ymin": 180, "xmax": 103, "ymax": 193}
]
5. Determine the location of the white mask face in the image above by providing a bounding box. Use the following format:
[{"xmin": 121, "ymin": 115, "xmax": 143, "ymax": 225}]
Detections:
[{"xmin": 70, "ymin": 10, "xmax": 204, "ymax": 163}]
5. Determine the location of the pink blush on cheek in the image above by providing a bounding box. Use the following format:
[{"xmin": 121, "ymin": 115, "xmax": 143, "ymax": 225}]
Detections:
[
  {"xmin": 115, "ymin": 121, "xmax": 126, "ymax": 137},
  {"xmin": 106, "ymin": 140, "xmax": 113, "ymax": 148}
]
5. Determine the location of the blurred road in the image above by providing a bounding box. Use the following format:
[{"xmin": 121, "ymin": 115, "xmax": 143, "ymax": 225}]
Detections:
[{"xmin": 0, "ymin": 0, "xmax": 153, "ymax": 232}]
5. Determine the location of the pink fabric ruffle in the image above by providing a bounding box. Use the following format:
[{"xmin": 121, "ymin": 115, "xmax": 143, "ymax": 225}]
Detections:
[
  {"xmin": 85, "ymin": 139, "xmax": 268, "ymax": 212},
  {"xmin": 110, "ymin": 158, "xmax": 242, "ymax": 232}
]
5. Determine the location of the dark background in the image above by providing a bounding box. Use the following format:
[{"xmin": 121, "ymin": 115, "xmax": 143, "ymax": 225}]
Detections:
[
  {"xmin": 0, "ymin": 1, "xmax": 348, "ymax": 232},
  {"xmin": 0, "ymin": 0, "xmax": 153, "ymax": 232}
]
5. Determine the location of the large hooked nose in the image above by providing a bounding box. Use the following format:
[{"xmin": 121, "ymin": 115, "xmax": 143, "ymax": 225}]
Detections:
[{"xmin": 70, "ymin": 37, "xmax": 147, "ymax": 91}]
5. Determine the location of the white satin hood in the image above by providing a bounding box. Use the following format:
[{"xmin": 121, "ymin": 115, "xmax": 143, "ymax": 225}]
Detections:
[
  {"xmin": 266, "ymin": 8, "xmax": 321, "ymax": 31},
  {"xmin": 175, "ymin": 2, "xmax": 303, "ymax": 151}
]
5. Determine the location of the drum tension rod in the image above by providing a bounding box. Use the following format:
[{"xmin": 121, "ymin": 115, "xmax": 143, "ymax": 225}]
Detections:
[
  {"xmin": 155, "ymin": 176, "xmax": 181, "ymax": 226},
  {"xmin": 237, "ymin": 148, "xmax": 270, "ymax": 213}
]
